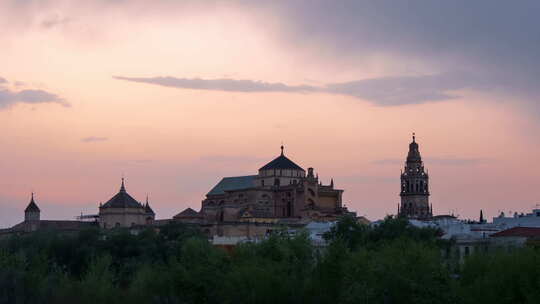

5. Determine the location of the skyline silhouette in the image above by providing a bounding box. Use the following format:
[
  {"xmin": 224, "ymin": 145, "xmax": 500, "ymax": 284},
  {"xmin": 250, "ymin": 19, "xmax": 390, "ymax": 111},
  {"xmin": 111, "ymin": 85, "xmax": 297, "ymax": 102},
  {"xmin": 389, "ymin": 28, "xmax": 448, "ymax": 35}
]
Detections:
[{"xmin": 1, "ymin": 1, "xmax": 540, "ymax": 227}]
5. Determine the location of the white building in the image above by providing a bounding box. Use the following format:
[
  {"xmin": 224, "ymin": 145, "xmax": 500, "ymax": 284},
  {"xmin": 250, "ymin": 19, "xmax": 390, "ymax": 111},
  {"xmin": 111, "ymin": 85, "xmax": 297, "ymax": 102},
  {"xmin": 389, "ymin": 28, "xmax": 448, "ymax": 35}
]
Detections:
[{"xmin": 493, "ymin": 208, "xmax": 540, "ymax": 229}]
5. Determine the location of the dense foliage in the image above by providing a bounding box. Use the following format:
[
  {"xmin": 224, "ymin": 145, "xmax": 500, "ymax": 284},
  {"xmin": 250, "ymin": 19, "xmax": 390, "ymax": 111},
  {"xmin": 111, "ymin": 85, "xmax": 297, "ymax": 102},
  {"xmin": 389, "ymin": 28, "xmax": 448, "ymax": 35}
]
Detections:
[{"xmin": 0, "ymin": 218, "xmax": 539, "ymax": 304}]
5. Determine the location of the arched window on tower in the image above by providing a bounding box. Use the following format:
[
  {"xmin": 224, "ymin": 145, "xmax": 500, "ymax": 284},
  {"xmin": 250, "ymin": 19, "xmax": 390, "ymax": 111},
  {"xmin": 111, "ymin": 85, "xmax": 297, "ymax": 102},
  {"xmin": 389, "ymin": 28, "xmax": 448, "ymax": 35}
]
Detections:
[{"xmin": 274, "ymin": 178, "xmax": 280, "ymax": 186}]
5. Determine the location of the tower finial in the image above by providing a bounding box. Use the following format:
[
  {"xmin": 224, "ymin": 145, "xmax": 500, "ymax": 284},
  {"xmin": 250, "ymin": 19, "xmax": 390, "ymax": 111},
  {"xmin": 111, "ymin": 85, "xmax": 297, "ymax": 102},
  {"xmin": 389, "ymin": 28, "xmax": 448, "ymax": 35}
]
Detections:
[
  {"xmin": 280, "ymin": 144, "xmax": 284, "ymax": 156},
  {"xmin": 412, "ymin": 132, "xmax": 416, "ymax": 142},
  {"xmin": 120, "ymin": 177, "xmax": 126, "ymax": 192}
]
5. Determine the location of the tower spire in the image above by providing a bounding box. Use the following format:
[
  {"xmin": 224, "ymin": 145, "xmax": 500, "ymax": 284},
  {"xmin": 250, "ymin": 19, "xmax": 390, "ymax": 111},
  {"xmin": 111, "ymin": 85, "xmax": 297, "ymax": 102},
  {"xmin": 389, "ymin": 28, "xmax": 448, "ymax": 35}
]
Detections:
[
  {"xmin": 120, "ymin": 177, "xmax": 126, "ymax": 192},
  {"xmin": 480, "ymin": 209, "xmax": 484, "ymax": 223},
  {"xmin": 412, "ymin": 132, "xmax": 416, "ymax": 142},
  {"xmin": 280, "ymin": 144, "xmax": 284, "ymax": 156}
]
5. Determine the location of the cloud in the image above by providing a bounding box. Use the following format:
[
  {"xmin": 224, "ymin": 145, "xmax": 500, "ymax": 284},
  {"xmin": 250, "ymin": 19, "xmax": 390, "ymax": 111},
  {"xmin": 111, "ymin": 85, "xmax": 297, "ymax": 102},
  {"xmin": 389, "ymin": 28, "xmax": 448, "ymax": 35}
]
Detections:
[
  {"xmin": 254, "ymin": 1, "xmax": 540, "ymax": 110},
  {"xmin": 337, "ymin": 175, "xmax": 395, "ymax": 184},
  {"xmin": 81, "ymin": 136, "xmax": 108, "ymax": 142},
  {"xmin": 371, "ymin": 159, "xmax": 402, "ymax": 165},
  {"xmin": 115, "ymin": 72, "xmax": 488, "ymax": 106},
  {"xmin": 113, "ymin": 76, "xmax": 317, "ymax": 93},
  {"xmin": 0, "ymin": 77, "xmax": 6, "ymax": 84},
  {"xmin": 373, "ymin": 157, "xmax": 487, "ymax": 166},
  {"xmin": 426, "ymin": 157, "xmax": 488, "ymax": 166},
  {"xmin": 326, "ymin": 72, "xmax": 493, "ymax": 106},
  {"xmin": 0, "ymin": 88, "xmax": 69, "ymax": 110},
  {"xmin": 41, "ymin": 14, "xmax": 71, "ymax": 29}
]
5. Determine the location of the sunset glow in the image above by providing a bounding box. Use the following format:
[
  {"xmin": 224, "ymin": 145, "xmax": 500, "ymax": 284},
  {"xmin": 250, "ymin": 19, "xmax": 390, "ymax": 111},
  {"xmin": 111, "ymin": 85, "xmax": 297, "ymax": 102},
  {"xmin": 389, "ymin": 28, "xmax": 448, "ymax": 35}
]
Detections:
[{"xmin": 1, "ymin": 1, "xmax": 539, "ymax": 227}]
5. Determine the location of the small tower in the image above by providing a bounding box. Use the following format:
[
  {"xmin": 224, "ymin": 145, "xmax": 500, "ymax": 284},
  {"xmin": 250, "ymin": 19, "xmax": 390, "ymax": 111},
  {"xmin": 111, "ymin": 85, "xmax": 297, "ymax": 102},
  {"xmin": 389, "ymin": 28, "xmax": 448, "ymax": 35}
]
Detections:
[
  {"xmin": 24, "ymin": 193, "xmax": 41, "ymax": 222},
  {"xmin": 144, "ymin": 194, "xmax": 155, "ymax": 224},
  {"xmin": 399, "ymin": 133, "xmax": 432, "ymax": 220}
]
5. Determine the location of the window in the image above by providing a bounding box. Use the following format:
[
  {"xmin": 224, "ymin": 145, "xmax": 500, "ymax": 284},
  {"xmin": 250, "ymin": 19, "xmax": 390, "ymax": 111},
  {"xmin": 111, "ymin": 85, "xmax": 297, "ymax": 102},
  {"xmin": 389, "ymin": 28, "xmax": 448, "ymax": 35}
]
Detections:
[
  {"xmin": 464, "ymin": 246, "xmax": 470, "ymax": 256},
  {"xmin": 262, "ymin": 180, "xmax": 265, "ymax": 186},
  {"xmin": 274, "ymin": 178, "xmax": 280, "ymax": 186},
  {"xmin": 287, "ymin": 201, "xmax": 292, "ymax": 217}
]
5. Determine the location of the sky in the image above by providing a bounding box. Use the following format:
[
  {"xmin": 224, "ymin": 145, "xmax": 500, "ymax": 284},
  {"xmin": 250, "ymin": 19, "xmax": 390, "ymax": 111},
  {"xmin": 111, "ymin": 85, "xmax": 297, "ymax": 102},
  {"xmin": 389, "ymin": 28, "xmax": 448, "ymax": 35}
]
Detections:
[{"xmin": 1, "ymin": 0, "xmax": 540, "ymax": 227}]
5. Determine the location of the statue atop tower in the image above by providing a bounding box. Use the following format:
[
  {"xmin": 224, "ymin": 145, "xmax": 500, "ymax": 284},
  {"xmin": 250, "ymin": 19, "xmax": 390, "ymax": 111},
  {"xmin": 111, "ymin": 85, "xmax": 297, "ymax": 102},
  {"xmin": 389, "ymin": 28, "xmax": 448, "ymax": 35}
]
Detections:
[{"xmin": 398, "ymin": 133, "xmax": 432, "ymax": 219}]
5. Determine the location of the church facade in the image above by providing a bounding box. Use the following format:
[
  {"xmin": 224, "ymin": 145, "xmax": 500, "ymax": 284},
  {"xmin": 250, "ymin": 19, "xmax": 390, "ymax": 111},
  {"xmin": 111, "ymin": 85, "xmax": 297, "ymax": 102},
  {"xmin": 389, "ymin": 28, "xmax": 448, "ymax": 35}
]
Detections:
[
  {"xmin": 398, "ymin": 134, "xmax": 432, "ymax": 220},
  {"xmin": 200, "ymin": 146, "xmax": 349, "ymax": 224}
]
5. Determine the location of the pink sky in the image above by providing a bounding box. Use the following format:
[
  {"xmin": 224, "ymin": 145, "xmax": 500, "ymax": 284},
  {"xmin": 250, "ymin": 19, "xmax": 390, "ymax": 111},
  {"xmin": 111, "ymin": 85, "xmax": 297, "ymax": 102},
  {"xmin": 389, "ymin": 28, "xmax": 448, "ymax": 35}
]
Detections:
[{"xmin": 1, "ymin": 1, "xmax": 539, "ymax": 227}]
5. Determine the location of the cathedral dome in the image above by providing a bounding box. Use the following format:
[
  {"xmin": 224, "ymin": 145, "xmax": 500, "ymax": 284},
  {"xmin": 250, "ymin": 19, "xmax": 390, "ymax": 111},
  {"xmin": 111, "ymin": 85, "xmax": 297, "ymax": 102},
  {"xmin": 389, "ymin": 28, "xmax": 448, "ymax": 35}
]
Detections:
[{"xmin": 101, "ymin": 179, "xmax": 143, "ymax": 209}]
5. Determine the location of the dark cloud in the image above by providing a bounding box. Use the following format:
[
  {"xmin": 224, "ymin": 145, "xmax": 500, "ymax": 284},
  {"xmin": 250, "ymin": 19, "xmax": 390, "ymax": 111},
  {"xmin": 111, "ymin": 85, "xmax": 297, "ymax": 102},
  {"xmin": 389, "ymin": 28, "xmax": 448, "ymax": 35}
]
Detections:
[
  {"xmin": 116, "ymin": 72, "xmax": 490, "ymax": 106},
  {"xmin": 326, "ymin": 72, "xmax": 492, "ymax": 106},
  {"xmin": 251, "ymin": 1, "xmax": 540, "ymax": 108},
  {"xmin": 81, "ymin": 136, "xmax": 108, "ymax": 142},
  {"xmin": 0, "ymin": 88, "xmax": 69, "ymax": 109}
]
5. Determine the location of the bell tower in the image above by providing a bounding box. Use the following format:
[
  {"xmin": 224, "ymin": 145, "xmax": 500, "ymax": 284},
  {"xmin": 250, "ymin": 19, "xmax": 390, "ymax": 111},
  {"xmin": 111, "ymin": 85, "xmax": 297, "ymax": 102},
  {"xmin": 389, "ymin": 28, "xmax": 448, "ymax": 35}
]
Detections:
[{"xmin": 399, "ymin": 133, "xmax": 432, "ymax": 219}]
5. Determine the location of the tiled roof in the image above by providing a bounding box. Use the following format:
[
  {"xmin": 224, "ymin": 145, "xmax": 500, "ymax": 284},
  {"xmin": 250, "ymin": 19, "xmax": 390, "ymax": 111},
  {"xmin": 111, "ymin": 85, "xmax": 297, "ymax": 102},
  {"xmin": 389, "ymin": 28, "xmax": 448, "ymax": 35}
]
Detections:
[
  {"xmin": 25, "ymin": 200, "xmax": 40, "ymax": 212},
  {"xmin": 491, "ymin": 227, "xmax": 540, "ymax": 238},
  {"xmin": 207, "ymin": 175, "xmax": 257, "ymax": 196},
  {"xmin": 25, "ymin": 195, "xmax": 40, "ymax": 212},
  {"xmin": 102, "ymin": 191, "xmax": 142, "ymax": 208},
  {"xmin": 259, "ymin": 154, "xmax": 304, "ymax": 171},
  {"xmin": 10, "ymin": 220, "xmax": 97, "ymax": 232},
  {"xmin": 101, "ymin": 181, "xmax": 143, "ymax": 209},
  {"xmin": 174, "ymin": 208, "xmax": 202, "ymax": 218}
]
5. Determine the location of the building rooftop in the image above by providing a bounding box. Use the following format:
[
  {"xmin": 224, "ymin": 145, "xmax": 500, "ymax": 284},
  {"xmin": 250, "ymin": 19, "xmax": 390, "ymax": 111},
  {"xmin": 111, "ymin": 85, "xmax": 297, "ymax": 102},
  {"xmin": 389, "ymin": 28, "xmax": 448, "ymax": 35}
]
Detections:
[
  {"xmin": 24, "ymin": 193, "xmax": 40, "ymax": 212},
  {"xmin": 491, "ymin": 227, "xmax": 540, "ymax": 238},
  {"xmin": 174, "ymin": 208, "xmax": 202, "ymax": 218},
  {"xmin": 259, "ymin": 146, "xmax": 304, "ymax": 171},
  {"xmin": 207, "ymin": 175, "xmax": 257, "ymax": 196},
  {"xmin": 101, "ymin": 179, "xmax": 143, "ymax": 209}
]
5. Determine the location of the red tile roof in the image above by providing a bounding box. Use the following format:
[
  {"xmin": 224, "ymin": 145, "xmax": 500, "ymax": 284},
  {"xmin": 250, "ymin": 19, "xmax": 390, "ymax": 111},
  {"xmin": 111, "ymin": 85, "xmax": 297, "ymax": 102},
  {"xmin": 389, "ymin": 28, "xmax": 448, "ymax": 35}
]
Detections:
[{"xmin": 491, "ymin": 227, "xmax": 540, "ymax": 238}]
